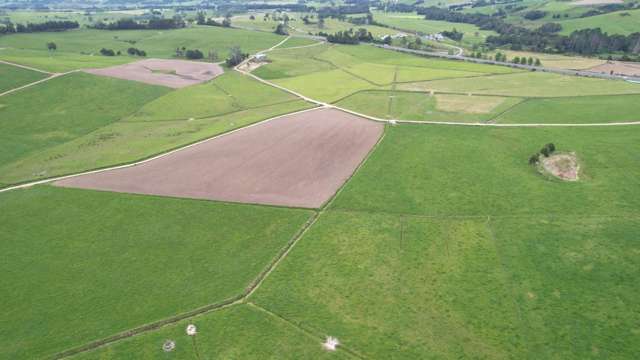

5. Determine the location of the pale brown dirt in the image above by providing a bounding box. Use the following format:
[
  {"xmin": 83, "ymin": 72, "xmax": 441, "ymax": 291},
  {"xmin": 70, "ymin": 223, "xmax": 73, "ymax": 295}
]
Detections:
[
  {"xmin": 83, "ymin": 59, "xmax": 224, "ymax": 88},
  {"xmin": 541, "ymin": 153, "xmax": 580, "ymax": 181},
  {"xmin": 54, "ymin": 108, "xmax": 384, "ymax": 208},
  {"xmin": 587, "ymin": 61, "xmax": 640, "ymax": 77}
]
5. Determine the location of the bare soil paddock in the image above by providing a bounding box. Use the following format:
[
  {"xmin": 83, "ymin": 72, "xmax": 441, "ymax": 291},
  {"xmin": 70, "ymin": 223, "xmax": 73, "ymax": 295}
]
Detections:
[
  {"xmin": 588, "ymin": 61, "xmax": 640, "ymax": 77},
  {"xmin": 55, "ymin": 108, "xmax": 384, "ymax": 208},
  {"xmin": 83, "ymin": 59, "xmax": 224, "ymax": 88}
]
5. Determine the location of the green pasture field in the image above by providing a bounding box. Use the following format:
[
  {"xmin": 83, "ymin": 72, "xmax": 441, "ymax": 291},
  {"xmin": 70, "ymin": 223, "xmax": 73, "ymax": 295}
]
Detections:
[
  {"xmin": 0, "ymin": 185, "xmax": 313, "ymax": 359},
  {"xmin": 242, "ymin": 123, "xmax": 640, "ymax": 359},
  {"xmin": 492, "ymin": 50, "xmax": 605, "ymax": 70},
  {"xmin": 70, "ymin": 304, "xmax": 351, "ymax": 359},
  {"xmin": 0, "ymin": 72, "xmax": 169, "ymax": 176},
  {"xmin": 0, "ymin": 61, "xmax": 48, "ymax": 92},
  {"xmin": 273, "ymin": 68, "xmax": 375, "ymax": 102},
  {"xmin": 249, "ymin": 210, "xmax": 640, "ymax": 359},
  {"xmin": 0, "ymin": 48, "xmax": 134, "ymax": 73},
  {"xmin": 337, "ymin": 90, "xmax": 523, "ymax": 122},
  {"xmin": 278, "ymin": 36, "xmax": 321, "ymax": 49},
  {"xmin": 0, "ymin": 26, "xmax": 285, "ymax": 71},
  {"xmin": 125, "ymin": 71, "xmax": 297, "ymax": 122},
  {"xmin": 254, "ymin": 43, "xmax": 519, "ymax": 102},
  {"xmin": 332, "ymin": 124, "xmax": 640, "ymax": 216},
  {"xmin": 398, "ymin": 71, "xmax": 640, "ymax": 97},
  {"xmin": 0, "ymin": 72, "xmax": 313, "ymax": 187},
  {"xmin": 496, "ymin": 94, "xmax": 640, "ymax": 124},
  {"xmin": 372, "ymin": 11, "xmax": 497, "ymax": 47},
  {"xmin": 555, "ymin": 9, "xmax": 640, "ymax": 35}
]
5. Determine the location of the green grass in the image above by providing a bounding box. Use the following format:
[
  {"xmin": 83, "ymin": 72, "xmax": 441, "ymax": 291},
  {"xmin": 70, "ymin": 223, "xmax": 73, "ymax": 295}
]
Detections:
[
  {"xmin": 0, "ymin": 185, "xmax": 313, "ymax": 359},
  {"xmin": 398, "ymin": 71, "xmax": 640, "ymax": 97},
  {"xmin": 124, "ymin": 71, "xmax": 297, "ymax": 122},
  {"xmin": 0, "ymin": 62, "xmax": 48, "ymax": 92},
  {"xmin": 0, "ymin": 97, "xmax": 313, "ymax": 187},
  {"xmin": 556, "ymin": 9, "xmax": 640, "ymax": 35},
  {"xmin": 496, "ymin": 94, "xmax": 640, "ymax": 123},
  {"xmin": 372, "ymin": 11, "xmax": 497, "ymax": 47},
  {"xmin": 244, "ymin": 123, "xmax": 640, "ymax": 358},
  {"xmin": 0, "ymin": 27, "xmax": 285, "ymax": 71},
  {"xmin": 278, "ymin": 36, "xmax": 322, "ymax": 49},
  {"xmin": 337, "ymin": 90, "xmax": 522, "ymax": 122},
  {"xmin": 251, "ymin": 212, "xmax": 525, "ymax": 358},
  {"xmin": 70, "ymin": 304, "xmax": 352, "ymax": 359},
  {"xmin": 0, "ymin": 72, "xmax": 170, "ymax": 174},
  {"xmin": 0, "ymin": 48, "xmax": 135, "ymax": 72},
  {"xmin": 273, "ymin": 68, "xmax": 375, "ymax": 102},
  {"xmin": 331, "ymin": 124, "xmax": 640, "ymax": 216}
]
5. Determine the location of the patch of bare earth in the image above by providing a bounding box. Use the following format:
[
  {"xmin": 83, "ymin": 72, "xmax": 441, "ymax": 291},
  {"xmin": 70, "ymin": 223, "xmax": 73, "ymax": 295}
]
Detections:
[
  {"xmin": 237, "ymin": 60, "xmax": 267, "ymax": 72},
  {"xmin": 541, "ymin": 153, "xmax": 580, "ymax": 181},
  {"xmin": 587, "ymin": 61, "xmax": 640, "ymax": 77},
  {"xmin": 54, "ymin": 108, "xmax": 384, "ymax": 208},
  {"xmin": 83, "ymin": 58, "xmax": 224, "ymax": 88}
]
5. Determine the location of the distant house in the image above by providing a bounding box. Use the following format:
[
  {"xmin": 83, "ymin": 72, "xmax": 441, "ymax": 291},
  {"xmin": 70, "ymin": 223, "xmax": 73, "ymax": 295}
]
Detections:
[
  {"xmin": 424, "ymin": 33, "xmax": 444, "ymax": 41},
  {"xmin": 254, "ymin": 53, "xmax": 268, "ymax": 62}
]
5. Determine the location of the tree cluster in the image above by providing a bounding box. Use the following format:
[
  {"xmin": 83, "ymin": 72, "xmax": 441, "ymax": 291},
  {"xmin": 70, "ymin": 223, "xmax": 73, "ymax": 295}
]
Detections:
[
  {"xmin": 100, "ymin": 48, "xmax": 117, "ymax": 56},
  {"xmin": 0, "ymin": 20, "xmax": 78, "ymax": 35},
  {"xmin": 127, "ymin": 47, "xmax": 147, "ymax": 57},
  {"xmin": 91, "ymin": 18, "xmax": 185, "ymax": 31},
  {"xmin": 419, "ymin": 6, "xmax": 640, "ymax": 55},
  {"xmin": 321, "ymin": 28, "xmax": 374, "ymax": 45},
  {"xmin": 225, "ymin": 46, "xmax": 248, "ymax": 67},
  {"xmin": 442, "ymin": 28, "xmax": 463, "ymax": 41},
  {"xmin": 196, "ymin": 12, "xmax": 231, "ymax": 27},
  {"xmin": 529, "ymin": 143, "xmax": 556, "ymax": 165},
  {"xmin": 274, "ymin": 23, "xmax": 288, "ymax": 35},
  {"xmin": 523, "ymin": 10, "xmax": 547, "ymax": 21}
]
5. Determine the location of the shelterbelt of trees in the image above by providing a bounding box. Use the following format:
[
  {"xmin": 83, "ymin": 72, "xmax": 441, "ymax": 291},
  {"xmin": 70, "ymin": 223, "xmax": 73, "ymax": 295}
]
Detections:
[
  {"xmin": 0, "ymin": 20, "xmax": 78, "ymax": 35},
  {"xmin": 418, "ymin": 7, "xmax": 640, "ymax": 57},
  {"xmin": 90, "ymin": 18, "xmax": 185, "ymax": 30}
]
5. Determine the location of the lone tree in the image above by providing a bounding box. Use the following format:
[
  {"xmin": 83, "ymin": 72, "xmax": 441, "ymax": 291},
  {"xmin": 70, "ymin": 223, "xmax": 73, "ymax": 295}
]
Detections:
[
  {"xmin": 540, "ymin": 143, "xmax": 556, "ymax": 157},
  {"xmin": 46, "ymin": 42, "xmax": 57, "ymax": 52},
  {"xmin": 529, "ymin": 153, "xmax": 540, "ymax": 165},
  {"xmin": 274, "ymin": 23, "xmax": 288, "ymax": 35},
  {"xmin": 225, "ymin": 46, "xmax": 248, "ymax": 67}
]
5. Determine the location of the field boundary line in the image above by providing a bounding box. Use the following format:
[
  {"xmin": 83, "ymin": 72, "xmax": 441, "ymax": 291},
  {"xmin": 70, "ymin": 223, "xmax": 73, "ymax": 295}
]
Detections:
[
  {"xmin": 328, "ymin": 208, "xmax": 640, "ymax": 220},
  {"xmin": 0, "ymin": 105, "xmax": 320, "ymax": 193},
  {"xmin": 0, "ymin": 70, "xmax": 77, "ymax": 97},
  {"xmin": 247, "ymin": 302, "xmax": 367, "ymax": 359},
  {"xmin": 236, "ymin": 54, "xmax": 640, "ymax": 127},
  {"xmin": 0, "ymin": 59, "xmax": 53, "ymax": 74},
  {"xmin": 53, "ymin": 296, "xmax": 244, "ymax": 359},
  {"xmin": 271, "ymin": 38, "xmax": 326, "ymax": 51},
  {"xmin": 244, "ymin": 211, "xmax": 321, "ymax": 298},
  {"xmin": 53, "ymin": 209, "xmax": 319, "ymax": 358}
]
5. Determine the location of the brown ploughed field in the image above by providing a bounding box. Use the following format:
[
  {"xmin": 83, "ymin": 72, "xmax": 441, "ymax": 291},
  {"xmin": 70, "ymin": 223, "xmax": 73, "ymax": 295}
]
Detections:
[
  {"xmin": 83, "ymin": 59, "xmax": 224, "ymax": 88},
  {"xmin": 54, "ymin": 108, "xmax": 384, "ymax": 208}
]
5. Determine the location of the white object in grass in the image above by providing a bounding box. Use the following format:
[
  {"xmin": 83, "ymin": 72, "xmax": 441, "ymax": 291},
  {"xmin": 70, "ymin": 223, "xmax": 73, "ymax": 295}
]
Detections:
[
  {"xmin": 163, "ymin": 339, "xmax": 176, "ymax": 352},
  {"xmin": 389, "ymin": 120, "xmax": 397, "ymax": 125},
  {"xmin": 323, "ymin": 336, "xmax": 340, "ymax": 351},
  {"xmin": 186, "ymin": 324, "xmax": 197, "ymax": 336}
]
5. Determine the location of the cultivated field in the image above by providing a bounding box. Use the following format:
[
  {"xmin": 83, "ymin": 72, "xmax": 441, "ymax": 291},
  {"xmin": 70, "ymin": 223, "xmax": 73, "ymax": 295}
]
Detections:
[
  {"xmin": 84, "ymin": 58, "xmax": 224, "ymax": 88},
  {"xmin": 56, "ymin": 108, "xmax": 383, "ymax": 208},
  {"xmin": 2, "ymin": 11, "xmax": 640, "ymax": 359},
  {"xmin": 0, "ymin": 71, "xmax": 312, "ymax": 187}
]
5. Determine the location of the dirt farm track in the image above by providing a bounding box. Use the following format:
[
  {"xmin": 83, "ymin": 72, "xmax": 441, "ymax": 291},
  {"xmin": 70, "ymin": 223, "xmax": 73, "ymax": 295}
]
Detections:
[{"xmin": 55, "ymin": 108, "xmax": 384, "ymax": 208}]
